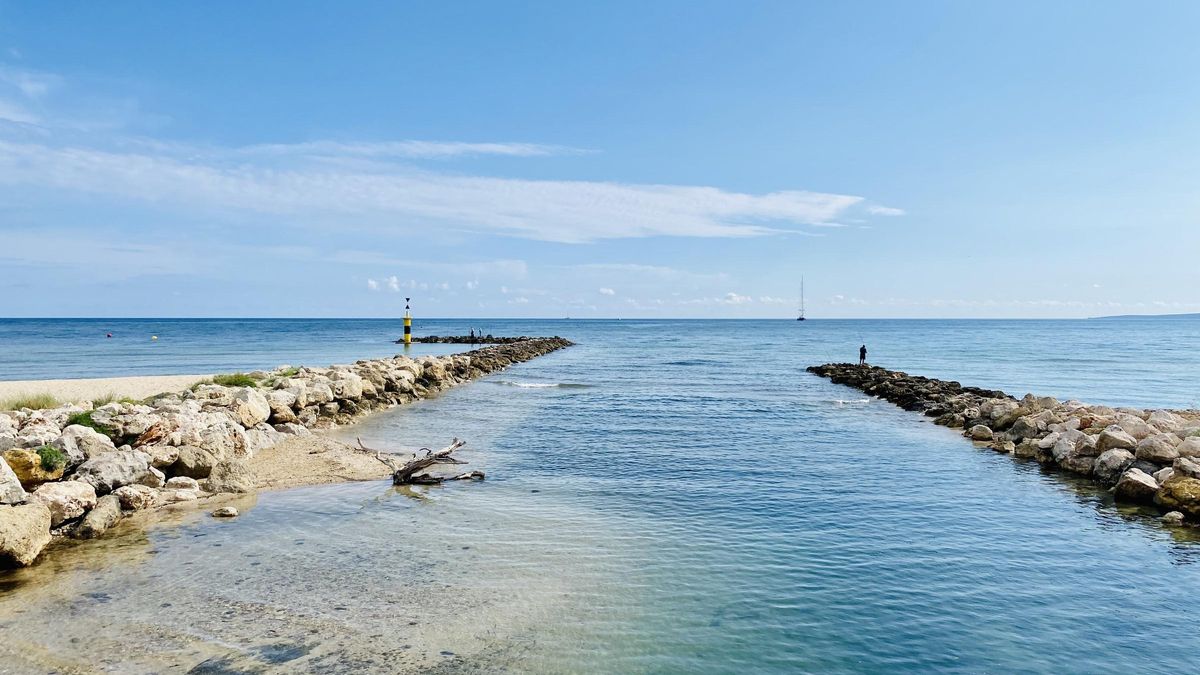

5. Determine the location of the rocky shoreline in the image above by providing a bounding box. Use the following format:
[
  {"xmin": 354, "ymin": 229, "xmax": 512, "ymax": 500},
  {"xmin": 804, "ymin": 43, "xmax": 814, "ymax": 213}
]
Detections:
[
  {"xmin": 808, "ymin": 363, "xmax": 1200, "ymax": 524},
  {"xmin": 0, "ymin": 337, "xmax": 573, "ymax": 567}
]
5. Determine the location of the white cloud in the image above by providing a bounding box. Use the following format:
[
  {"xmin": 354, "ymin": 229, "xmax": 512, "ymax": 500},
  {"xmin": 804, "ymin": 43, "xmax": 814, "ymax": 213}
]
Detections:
[
  {"xmin": 867, "ymin": 205, "xmax": 905, "ymax": 216},
  {"xmin": 598, "ymin": 287, "xmax": 615, "ymax": 296},
  {"xmin": 366, "ymin": 279, "xmax": 379, "ymax": 291},
  {"xmin": 0, "ymin": 139, "xmax": 881, "ymax": 244},
  {"xmin": 0, "ymin": 99, "xmax": 38, "ymax": 125},
  {"xmin": 235, "ymin": 140, "xmax": 587, "ymax": 160},
  {"xmin": 722, "ymin": 292, "xmax": 752, "ymax": 304},
  {"xmin": 0, "ymin": 65, "xmax": 59, "ymax": 99},
  {"xmin": 465, "ymin": 280, "xmax": 479, "ymax": 290},
  {"xmin": 758, "ymin": 296, "xmax": 790, "ymax": 304},
  {"xmin": 386, "ymin": 276, "xmax": 401, "ymax": 292},
  {"xmin": 509, "ymin": 296, "xmax": 530, "ymax": 304}
]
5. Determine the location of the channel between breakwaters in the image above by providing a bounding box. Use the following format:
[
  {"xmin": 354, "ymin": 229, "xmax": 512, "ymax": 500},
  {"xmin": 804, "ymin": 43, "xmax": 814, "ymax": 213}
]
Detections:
[
  {"xmin": 808, "ymin": 363, "xmax": 1200, "ymax": 524},
  {"xmin": 0, "ymin": 337, "xmax": 573, "ymax": 568}
]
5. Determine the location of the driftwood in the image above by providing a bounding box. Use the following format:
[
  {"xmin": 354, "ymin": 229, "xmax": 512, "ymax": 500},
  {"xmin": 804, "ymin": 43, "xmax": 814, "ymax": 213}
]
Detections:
[{"xmin": 357, "ymin": 437, "xmax": 485, "ymax": 485}]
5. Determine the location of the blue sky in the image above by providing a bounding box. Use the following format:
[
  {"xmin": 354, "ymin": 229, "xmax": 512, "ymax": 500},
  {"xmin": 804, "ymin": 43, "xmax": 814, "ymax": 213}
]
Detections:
[{"xmin": 1, "ymin": 1, "xmax": 1198, "ymax": 318}]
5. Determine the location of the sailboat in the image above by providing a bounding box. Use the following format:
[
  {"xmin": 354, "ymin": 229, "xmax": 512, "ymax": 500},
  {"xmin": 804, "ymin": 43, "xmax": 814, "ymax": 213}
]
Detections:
[{"xmin": 797, "ymin": 276, "xmax": 807, "ymax": 321}]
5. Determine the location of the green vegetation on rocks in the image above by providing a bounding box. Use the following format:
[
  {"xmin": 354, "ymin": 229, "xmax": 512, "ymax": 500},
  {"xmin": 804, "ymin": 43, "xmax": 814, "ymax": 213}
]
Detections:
[
  {"xmin": 65, "ymin": 411, "xmax": 120, "ymax": 441},
  {"xmin": 35, "ymin": 445, "xmax": 65, "ymax": 472},
  {"xmin": 211, "ymin": 373, "xmax": 260, "ymax": 388}
]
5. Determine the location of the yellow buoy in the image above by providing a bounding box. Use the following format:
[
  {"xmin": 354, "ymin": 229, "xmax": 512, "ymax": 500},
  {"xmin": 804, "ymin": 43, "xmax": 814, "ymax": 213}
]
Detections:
[{"xmin": 151, "ymin": 335, "xmax": 158, "ymax": 340}]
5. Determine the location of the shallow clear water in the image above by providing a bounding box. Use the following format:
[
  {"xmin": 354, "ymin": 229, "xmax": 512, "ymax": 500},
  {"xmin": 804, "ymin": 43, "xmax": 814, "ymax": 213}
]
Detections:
[{"xmin": 2, "ymin": 318, "xmax": 1200, "ymax": 673}]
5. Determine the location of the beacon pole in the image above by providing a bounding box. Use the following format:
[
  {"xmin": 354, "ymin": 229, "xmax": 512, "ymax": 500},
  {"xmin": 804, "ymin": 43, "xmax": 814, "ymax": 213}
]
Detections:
[{"xmin": 403, "ymin": 297, "xmax": 412, "ymax": 348}]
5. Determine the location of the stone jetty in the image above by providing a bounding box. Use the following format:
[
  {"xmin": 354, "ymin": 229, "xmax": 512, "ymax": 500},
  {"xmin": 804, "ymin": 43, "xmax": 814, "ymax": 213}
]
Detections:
[
  {"xmin": 808, "ymin": 363, "xmax": 1200, "ymax": 524},
  {"xmin": 398, "ymin": 334, "xmax": 543, "ymax": 345},
  {"xmin": 0, "ymin": 337, "xmax": 572, "ymax": 567}
]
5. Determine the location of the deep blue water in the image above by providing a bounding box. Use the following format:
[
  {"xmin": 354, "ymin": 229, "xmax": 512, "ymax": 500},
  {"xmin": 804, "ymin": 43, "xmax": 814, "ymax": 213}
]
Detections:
[{"xmin": 2, "ymin": 318, "xmax": 1200, "ymax": 673}]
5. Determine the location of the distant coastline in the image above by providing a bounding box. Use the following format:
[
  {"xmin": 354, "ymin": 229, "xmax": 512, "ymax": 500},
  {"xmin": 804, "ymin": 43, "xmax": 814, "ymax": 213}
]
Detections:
[{"xmin": 1090, "ymin": 312, "xmax": 1200, "ymax": 320}]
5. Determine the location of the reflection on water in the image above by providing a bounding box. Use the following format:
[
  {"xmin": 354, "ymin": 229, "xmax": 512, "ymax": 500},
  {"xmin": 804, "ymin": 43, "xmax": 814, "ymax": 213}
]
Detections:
[{"xmin": 3, "ymin": 320, "xmax": 1200, "ymax": 673}]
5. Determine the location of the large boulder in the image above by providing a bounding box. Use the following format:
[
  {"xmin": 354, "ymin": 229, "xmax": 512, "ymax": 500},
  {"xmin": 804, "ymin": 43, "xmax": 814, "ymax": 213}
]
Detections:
[
  {"xmin": 968, "ymin": 425, "xmax": 993, "ymax": 441},
  {"xmin": 1155, "ymin": 473, "xmax": 1200, "ymax": 519},
  {"xmin": 1173, "ymin": 456, "xmax": 1200, "ymax": 480},
  {"xmin": 113, "ymin": 484, "xmax": 159, "ymax": 511},
  {"xmin": 73, "ymin": 494, "xmax": 121, "ymax": 539},
  {"xmin": 1176, "ymin": 437, "xmax": 1200, "ymax": 458},
  {"xmin": 1135, "ymin": 434, "xmax": 1180, "ymax": 464},
  {"xmin": 228, "ymin": 388, "xmax": 271, "ymax": 428},
  {"xmin": 202, "ymin": 460, "xmax": 255, "ymax": 494},
  {"xmin": 1096, "ymin": 427, "xmax": 1137, "ymax": 452},
  {"xmin": 52, "ymin": 424, "xmax": 116, "ymax": 468},
  {"xmin": 244, "ymin": 423, "xmax": 283, "ymax": 456},
  {"xmin": 1093, "ymin": 449, "xmax": 1136, "ymax": 484},
  {"xmin": 0, "ymin": 502, "xmax": 51, "ymax": 566},
  {"xmin": 0, "ymin": 456, "xmax": 26, "ymax": 505},
  {"xmin": 1114, "ymin": 468, "xmax": 1159, "ymax": 504},
  {"xmin": 1117, "ymin": 415, "xmax": 1155, "ymax": 441},
  {"xmin": 170, "ymin": 445, "xmax": 219, "ymax": 479},
  {"xmin": 265, "ymin": 390, "xmax": 298, "ymax": 424},
  {"xmin": 191, "ymin": 383, "xmax": 235, "ymax": 407},
  {"xmin": 14, "ymin": 421, "xmax": 60, "ymax": 449},
  {"xmin": 1148, "ymin": 410, "xmax": 1185, "ymax": 433},
  {"xmin": 328, "ymin": 372, "xmax": 364, "ymax": 400},
  {"xmin": 305, "ymin": 381, "xmax": 334, "ymax": 405},
  {"xmin": 30, "ymin": 480, "xmax": 98, "ymax": 527},
  {"xmin": 71, "ymin": 450, "xmax": 153, "ymax": 495},
  {"xmin": 2, "ymin": 448, "xmax": 64, "ymax": 487},
  {"xmin": 1051, "ymin": 429, "xmax": 1083, "ymax": 460}
]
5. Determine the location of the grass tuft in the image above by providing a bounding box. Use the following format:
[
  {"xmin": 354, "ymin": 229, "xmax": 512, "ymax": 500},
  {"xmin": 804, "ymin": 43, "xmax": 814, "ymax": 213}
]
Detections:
[
  {"xmin": 66, "ymin": 410, "xmax": 119, "ymax": 439},
  {"xmin": 211, "ymin": 372, "xmax": 259, "ymax": 388},
  {"xmin": 278, "ymin": 367, "xmax": 300, "ymax": 378},
  {"xmin": 36, "ymin": 445, "xmax": 66, "ymax": 472},
  {"xmin": 91, "ymin": 392, "xmax": 139, "ymax": 407},
  {"xmin": 0, "ymin": 393, "xmax": 60, "ymax": 411}
]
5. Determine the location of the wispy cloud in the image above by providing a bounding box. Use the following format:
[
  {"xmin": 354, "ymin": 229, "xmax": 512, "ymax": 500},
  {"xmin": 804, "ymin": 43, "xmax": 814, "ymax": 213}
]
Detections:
[
  {"xmin": 866, "ymin": 205, "xmax": 905, "ymax": 216},
  {"xmin": 598, "ymin": 287, "xmax": 616, "ymax": 296},
  {"xmin": 0, "ymin": 139, "xmax": 876, "ymax": 243},
  {"xmin": 236, "ymin": 140, "xmax": 588, "ymax": 160}
]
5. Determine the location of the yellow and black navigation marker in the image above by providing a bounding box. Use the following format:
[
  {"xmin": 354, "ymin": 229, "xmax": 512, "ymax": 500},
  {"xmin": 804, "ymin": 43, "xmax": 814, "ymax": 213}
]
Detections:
[{"xmin": 403, "ymin": 297, "xmax": 412, "ymax": 345}]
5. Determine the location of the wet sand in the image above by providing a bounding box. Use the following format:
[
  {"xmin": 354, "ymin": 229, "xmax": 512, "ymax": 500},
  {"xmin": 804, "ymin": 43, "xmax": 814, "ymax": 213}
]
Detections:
[{"xmin": 248, "ymin": 435, "xmax": 394, "ymax": 491}]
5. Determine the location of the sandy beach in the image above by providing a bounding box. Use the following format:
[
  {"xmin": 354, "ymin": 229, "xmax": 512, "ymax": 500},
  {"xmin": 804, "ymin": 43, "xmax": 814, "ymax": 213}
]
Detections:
[{"xmin": 0, "ymin": 374, "xmax": 209, "ymax": 406}]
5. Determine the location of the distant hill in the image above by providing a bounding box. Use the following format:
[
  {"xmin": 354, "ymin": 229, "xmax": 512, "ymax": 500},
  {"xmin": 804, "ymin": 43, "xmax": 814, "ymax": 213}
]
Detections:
[{"xmin": 1091, "ymin": 312, "xmax": 1200, "ymax": 320}]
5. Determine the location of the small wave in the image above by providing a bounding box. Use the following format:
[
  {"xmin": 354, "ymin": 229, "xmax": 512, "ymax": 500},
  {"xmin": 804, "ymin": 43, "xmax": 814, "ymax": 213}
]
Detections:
[
  {"xmin": 832, "ymin": 398, "xmax": 871, "ymax": 406},
  {"xmin": 494, "ymin": 380, "xmax": 591, "ymax": 389},
  {"xmin": 665, "ymin": 359, "xmax": 720, "ymax": 366}
]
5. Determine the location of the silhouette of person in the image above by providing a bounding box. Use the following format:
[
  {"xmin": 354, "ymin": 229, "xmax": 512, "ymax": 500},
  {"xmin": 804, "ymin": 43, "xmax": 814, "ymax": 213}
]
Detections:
[{"xmin": 859, "ymin": 344, "xmax": 867, "ymax": 366}]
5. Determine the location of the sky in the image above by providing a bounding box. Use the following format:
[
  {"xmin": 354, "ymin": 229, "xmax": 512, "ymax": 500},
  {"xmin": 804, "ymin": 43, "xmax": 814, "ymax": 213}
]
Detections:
[{"xmin": 1, "ymin": 1, "xmax": 1199, "ymax": 318}]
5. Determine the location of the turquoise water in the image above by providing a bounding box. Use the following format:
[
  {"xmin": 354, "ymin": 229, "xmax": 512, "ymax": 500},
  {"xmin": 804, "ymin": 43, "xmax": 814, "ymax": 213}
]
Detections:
[{"xmin": 2, "ymin": 318, "xmax": 1200, "ymax": 672}]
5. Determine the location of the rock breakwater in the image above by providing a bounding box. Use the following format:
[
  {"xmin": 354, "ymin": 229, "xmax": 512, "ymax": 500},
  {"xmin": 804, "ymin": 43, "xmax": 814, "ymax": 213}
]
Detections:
[
  {"xmin": 399, "ymin": 335, "xmax": 546, "ymax": 344},
  {"xmin": 808, "ymin": 363, "xmax": 1200, "ymax": 524},
  {"xmin": 0, "ymin": 337, "xmax": 572, "ymax": 567}
]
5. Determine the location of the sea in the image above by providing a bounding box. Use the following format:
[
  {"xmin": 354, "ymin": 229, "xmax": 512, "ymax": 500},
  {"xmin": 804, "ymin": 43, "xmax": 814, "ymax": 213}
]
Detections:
[{"xmin": 1, "ymin": 317, "xmax": 1199, "ymax": 673}]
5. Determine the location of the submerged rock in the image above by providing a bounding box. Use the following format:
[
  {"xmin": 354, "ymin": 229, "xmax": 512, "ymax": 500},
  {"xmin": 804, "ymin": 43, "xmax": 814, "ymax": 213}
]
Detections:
[{"xmin": 211, "ymin": 506, "xmax": 239, "ymax": 518}]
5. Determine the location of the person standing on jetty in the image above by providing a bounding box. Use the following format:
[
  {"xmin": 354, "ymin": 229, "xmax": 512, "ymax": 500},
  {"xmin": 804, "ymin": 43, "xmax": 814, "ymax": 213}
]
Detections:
[{"xmin": 859, "ymin": 344, "xmax": 868, "ymax": 366}]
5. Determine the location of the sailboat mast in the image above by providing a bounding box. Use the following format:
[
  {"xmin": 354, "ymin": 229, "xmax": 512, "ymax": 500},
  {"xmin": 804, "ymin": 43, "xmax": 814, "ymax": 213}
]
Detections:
[{"xmin": 800, "ymin": 276, "xmax": 806, "ymax": 319}]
